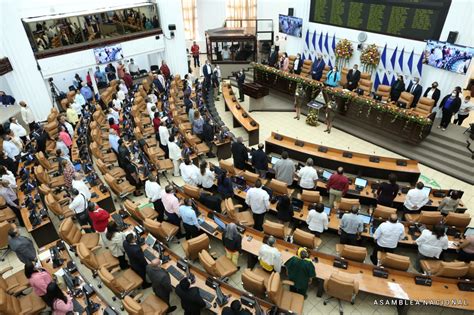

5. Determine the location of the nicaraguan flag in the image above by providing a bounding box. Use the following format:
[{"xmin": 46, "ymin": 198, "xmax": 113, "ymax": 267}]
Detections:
[
  {"xmin": 305, "ymin": 29, "xmax": 310, "ymax": 49},
  {"xmin": 374, "ymin": 72, "xmax": 381, "ymax": 91},
  {"xmin": 416, "ymin": 53, "xmax": 423, "ymax": 76},
  {"xmin": 407, "ymin": 49, "xmax": 414, "ymax": 75},
  {"xmin": 390, "ymin": 47, "xmax": 398, "ymax": 72},
  {"xmin": 312, "ymin": 30, "xmax": 317, "ymax": 51},
  {"xmin": 380, "ymin": 44, "xmax": 387, "ymax": 69},
  {"xmin": 324, "ymin": 32, "xmax": 329, "ymax": 54},
  {"xmin": 318, "ymin": 32, "xmax": 323, "ymax": 53},
  {"xmin": 398, "ymin": 48, "xmax": 405, "ymax": 73},
  {"xmin": 331, "ymin": 34, "xmax": 336, "ymax": 53},
  {"xmin": 382, "ymin": 73, "xmax": 390, "ymax": 86},
  {"xmin": 302, "ymin": 52, "xmax": 306, "ymax": 60},
  {"xmin": 328, "ymin": 58, "xmax": 332, "ymax": 68}
]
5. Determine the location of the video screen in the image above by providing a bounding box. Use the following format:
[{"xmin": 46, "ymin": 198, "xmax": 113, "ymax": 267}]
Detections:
[
  {"xmin": 279, "ymin": 14, "xmax": 303, "ymax": 38},
  {"xmin": 93, "ymin": 44, "xmax": 124, "ymax": 64},
  {"xmin": 423, "ymin": 40, "xmax": 473, "ymax": 74}
]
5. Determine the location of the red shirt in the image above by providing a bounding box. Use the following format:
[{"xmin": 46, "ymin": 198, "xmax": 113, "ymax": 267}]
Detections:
[
  {"xmin": 327, "ymin": 173, "xmax": 349, "ymax": 195},
  {"xmin": 153, "ymin": 117, "xmax": 161, "ymax": 132},
  {"xmin": 123, "ymin": 73, "xmax": 133, "ymax": 88},
  {"xmin": 88, "ymin": 207, "xmax": 110, "ymax": 232},
  {"xmin": 160, "ymin": 64, "xmax": 170, "ymax": 79},
  {"xmin": 59, "ymin": 131, "xmax": 72, "ymax": 147},
  {"xmin": 110, "ymin": 123, "xmax": 120, "ymax": 136},
  {"xmin": 191, "ymin": 44, "xmax": 200, "ymax": 56}
]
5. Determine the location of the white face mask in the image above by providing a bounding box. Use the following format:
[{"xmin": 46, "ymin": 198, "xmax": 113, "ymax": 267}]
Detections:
[
  {"xmin": 451, "ymin": 93, "xmax": 457, "ymax": 97},
  {"xmin": 413, "ymin": 80, "xmax": 418, "ymax": 84}
]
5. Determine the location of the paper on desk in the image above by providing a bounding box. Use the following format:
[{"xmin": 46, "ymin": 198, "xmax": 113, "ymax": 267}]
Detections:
[
  {"xmin": 38, "ymin": 250, "xmax": 51, "ymax": 261},
  {"xmin": 387, "ymin": 282, "xmax": 409, "ymax": 300},
  {"xmin": 54, "ymin": 269, "xmax": 65, "ymax": 277}
]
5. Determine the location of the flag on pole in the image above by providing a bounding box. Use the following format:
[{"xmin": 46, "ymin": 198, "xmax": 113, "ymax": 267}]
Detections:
[
  {"xmin": 382, "ymin": 73, "xmax": 390, "ymax": 86},
  {"xmin": 324, "ymin": 32, "xmax": 329, "ymax": 54},
  {"xmin": 380, "ymin": 44, "xmax": 387, "ymax": 69},
  {"xmin": 318, "ymin": 32, "xmax": 323, "ymax": 52},
  {"xmin": 398, "ymin": 48, "xmax": 405, "ymax": 73},
  {"xmin": 302, "ymin": 53, "xmax": 306, "ymax": 60},
  {"xmin": 305, "ymin": 29, "xmax": 310, "ymax": 49},
  {"xmin": 328, "ymin": 58, "xmax": 332, "ymax": 68},
  {"xmin": 407, "ymin": 49, "xmax": 414, "ymax": 75},
  {"xmin": 416, "ymin": 53, "xmax": 423, "ymax": 77},
  {"xmin": 374, "ymin": 72, "xmax": 381, "ymax": 90},
  {"xmin": 312, "ymin": 30, "xmax": 317, "ymax": 51},
  {"xmin": 331, "ymin": 34, "xmax": 336, "ymax": 53},
  {"xmin": 390, "ymin": 47, "xmax": 398, "ymax": 71}
]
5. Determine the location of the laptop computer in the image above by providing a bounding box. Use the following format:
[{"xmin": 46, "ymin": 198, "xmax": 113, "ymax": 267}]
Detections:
[
  {"xmin": 354, "ymin": 178, "xmax": 368, "ymax": 191},
  {"xmin": 359, "ymin": 214, "xmax": 372, "ymax": 225},
  {"xmin": 270, "ymin": 156, "xmax": 281, "ymax": 165},
  {"xmin": 213, "ymin": 216, "xmax": 227, "ymax": 232},
  {"xmin": 291, "ymin": 198, "xmax": 304, "ymax": 212},
  {"xmin": 421, "ymin": 186, "xmax": 432, "ymax": 197},
  {"xmin": 321, "ymin": 170, "xmax": 333, "ymax": 182},
  {"xmin": 324, "ymin": 206, "xmax": 331, "ymax": 216},
  {"xmin": 145, "ymin": 234, "xmax": 156, "ymax": 248},
  {"xmin": 231, "ymin": 176, "xmax": 247, "ymax": 190}
]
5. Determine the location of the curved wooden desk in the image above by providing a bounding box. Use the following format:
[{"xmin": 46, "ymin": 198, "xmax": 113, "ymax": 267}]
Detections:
[
  {"xmin": 222, "ymin": 83, "xmax": 260, "ymax": 146},
  {"xmin": 265, "ymin": 132, "xmax": 421, "ymax": 184}
]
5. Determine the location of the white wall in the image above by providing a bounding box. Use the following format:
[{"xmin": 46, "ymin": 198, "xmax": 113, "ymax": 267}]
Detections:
[
  {"xmin": 257, "ymin": 0, "xmax": 474, "ymax": 97},
  {"xmin": 193, "ymin": 0, "xmax": 227, "ymax": 52}
]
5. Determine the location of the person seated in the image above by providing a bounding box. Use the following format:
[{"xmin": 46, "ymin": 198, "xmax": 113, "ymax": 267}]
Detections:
[
  {"xmin": 258, "ymin": 236, "xmax": 282, "ymax": 272},
  {"xmin": 222, "ymin": 300, "xmax": 251, "ymax": 315}
]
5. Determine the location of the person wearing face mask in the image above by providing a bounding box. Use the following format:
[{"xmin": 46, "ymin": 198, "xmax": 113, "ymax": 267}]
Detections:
[
  {"xmin": 390, "ymin": 75, "xmax": 405, "ymax": 102},
  {"xmin": 268, "ymin": 45, "xmax": 279, "ymax": 67},
  {"xmin": 324, "ymin": 66, "xmax": 341, "ymax": 87},
  {"xmin": 454, "ymin": 96, "xmax": 474, "ymax": 126},
  {"xmin": 423, "ymin": 81, "xmax": 441, "ymax": 107},
  {"xmin": 293, "ymin": 53, "xmax": 302, "ymax": 74},
  {"xmin": 438, "ymin": 90, "xmax": 462, "ymax": 131},
  {"xmin": 345, "ymin": 64, "xmax": 360, "ymax": 91},
  {"xmin": 311, "ymin": 54, "xmax": 325, "ymax": 81},
  {"xmin": 405, "ymin": 77, "xmax": 423, "ymax": 107}
]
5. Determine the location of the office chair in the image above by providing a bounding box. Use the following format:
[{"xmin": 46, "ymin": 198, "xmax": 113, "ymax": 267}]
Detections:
[
  {"xmin": 123, "ymin": 199, "xmax": 158, "ymax": 222},
  {"xmin": 198, "ymin": 249, "xmax": 238, "ymax": 279},
  {"xmin": 323, "ymin": 271, "xmax": 359, "ymax": 314},
  {"xmin": 97, "ymin": 267, "xmax": 143, "ymax": 300},
  {"xmin": 299, "ymin": 190, "xmax": 321, "ymax": 204},
  {"xmin": 262, "ymin": 220, "xmax": 292, "ymax": 241},
  {"xmin": 222, "ymin": 198, "xmax": 254, "ymax": 227},
  {"xmin": 420, "ymin": 261, "xmax": 469, "ymax": 278},
  {"xmin": 181, "ymin": 234, "xmax": 210, "ymax": 261},
  {"xmin": 292, "ymin": 228, "xmax": 322, "ymax": 250},
  {"xmin": 143, "ymin": 218, "xmax": 179, "ymax": 244},
  {"xmin": 242, "ymin": 171, "xmax": 259, "ymax": 185},
  {"xmin": 0, "ymin": 266, "xmax": 30, "ymax": 295},
  {"xmin": 241, "ymin": 268, "xmax": 270, "ymax": 299},
  {"xmin": 265, "ymin": 178, "xmax": 292, "ymax": 196},
  {"xmin": 335, "ymin": 244, "xmax": 367, "ymax": 263},
  {"xmin": 0, "ymin": 221, "xmax": 13, "ymax": 261},
  {"xmin": 405, "ymin": 211, "xmax": 443, "ymax": 228},
  {"xmin": 183, "ymin": 184, "xmax": 201, "ymax": 199},
  {"xmin": 76, "ymin": 243, "xmax": 119, "ymax": 277},
  {"xmin": 377, "ymin": 252, "xmax": 411, "ymax": 271},
  {"xmin": 122, "ymin": 294, "xmax": 169, "ymax": 315},
  {"xmin": 0, "ymin": 287, "xmax": 46, "ymax": 314},
  {"xmin": 59, "ymin": 217, "xmax": 99, "ymax": 250},
  {"xmin": 267, "ymin": 272, "xmax": 304, "ymax": 314}
]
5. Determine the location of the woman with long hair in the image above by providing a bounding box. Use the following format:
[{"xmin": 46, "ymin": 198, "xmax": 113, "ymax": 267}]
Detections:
[
  {"xmin": 438, "ymin": 89, "xmax": 462, "ymax": 131},
  {"xmin": 217, "ymin": 169, "xmax": 233, "ymax": 199},
  {"xmin": 415, "ymin": 224, "xmax": 449, "ymax": 272},
  {"xmin": 46, "ymin": 282, "xmax": 73, "ymax": 315},
  {"xmin": 222, "ymin": 223, "xmax": 242, "ymax": 266},
  {"xmin": 198, "ymin": 161, "xmax": 215, "ymax": 191},
  {"xmin": 24, "ymin": 261, "xmax": 52, "ymax": 303},
  {"xmin": 104, "ymin": 221, "xmax": 129, "ymax": 269}
]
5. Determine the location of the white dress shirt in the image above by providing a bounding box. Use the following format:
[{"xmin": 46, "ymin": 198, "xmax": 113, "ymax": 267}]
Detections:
[
  {"xmin": 180, "ymin": 163, "xmax": 200, "ymax": 186},
  {"xmin": 117, "ymin": 89, "xmax": 126, "ymax": 101},
  {"xmin": 297, "ymin": 166, "xmax": 318, "ymax": 189},
  {"xmin": 3, "ymin": 140, "xmax": 20, "ymax": 159},
  {"xmin": 112, "ymin": 99, "xmax": 123, "ymax": 110},
  {"xmin": 168, "ymin": 141, "xmax": 181, "ymax": 160},
  {"xmin": 306, "ymin": 210, "xmax": 328, "ymax": 233},
  {"xmin": 69, "ymin": 193, "xmax": 88, "ymax": 214},
  {"xmin": 258, "ymin": 244, "xmax": 282, "ymax": 272},
  {"xmin": 199, "ymin": 169, "xmax": 215, "ymax": 189},
  {"xmin": 63, "ymin": 121, "xmax": 74, "ymax": 137},
  {"xmin": 373, "ymin": 221, "xmax": 405, "ymax": 248},
  {"xmin": 74, "ymin": 93, "xmax": 86, "ymax": 107},
  {"xmin": 71, "ymin": 102, "xmax": 82, "ymax": 115},
  {"xmin": 158, "ymin": 126, "xmax": 170, "ymax": 146},
  {"xmin": 404, "ymin": 188, "xmax": 429, "ymax": 211},
  {"xmin": 56, "ymin": 141, "xmax": 69, "ymax": 157},
  {"xmin": 109, "ymin": 134, "xmax": 120, "ymax": 152},
  {"xmin": 416, "ymin": 229, "xmax": 449, "ymax": 258},
  {"xmin": 72, "ymin": 179, "xmax": 91, "ymax": 201},
  {"xmin": 245, "ymin": 187, "xmax": 270, "ymax": 214},
  {"xmin": 1, "ymin": 171, "xmax": 17, "ymax": 189},
  {"xmin": 21, "ymin": 107, "xmax": 35, "ymax": 124},
  {"xmin": 145, "ymin": 180, "xmax": 162, "ymax": 202},
  {"xmin": 9, "ymin": 122, "xmax": 27, "ymax": 137}
]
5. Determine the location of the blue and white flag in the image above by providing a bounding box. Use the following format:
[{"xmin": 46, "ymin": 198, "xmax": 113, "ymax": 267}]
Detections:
[
  {"xmin": 416, "ymin": 53, "xmax": 423, "ymax": 77},
  {"xmin": 407, "ymin": 49, "xmax": 414, "ymax": 75},
  {"xmin": 380, "ymin": 44, "xmax": 387, "ymax": 69},
  {"xmin": 398, "ymin": 48, "xmax": 405, "ymax": 73},
  {"xmin": 312, "ymin": 30, "xmax": 317, "ymax": 51},
  {"xmin": 382, "ymin": 73, "xmax": 390, "ymax": 86},
  {"xmin": 318, "ymin": 32, "xmax": 323, "ymax": 53},
  {"xmin": 324, "ymin": 32, "xmax": 329, "ymax": 54},
  {"xmin": 374, "ymin": 72, "xmax": 381, "ymax": 90},
  {"xmin": 390, "ymin": 47, "xmax": 398, "ymax": 72},
  {"xmin": 331, "ymin": 34, "xmax": 336, "ymax": 53}
]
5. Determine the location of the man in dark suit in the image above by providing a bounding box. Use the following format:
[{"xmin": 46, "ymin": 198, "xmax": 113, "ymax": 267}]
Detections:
[
  {"xmin": 293, "ymin": 53, "xmax": 302, "ymax": 74},
  {"xmin": 123, "ymin": 233, "xmax": 151, "ymax": 288},
  {"xmin": 423, "ymin": 81, "xmax": 441, "ymax": 107},
  {"xmin": 146, "ymin": 259, "xmax": 177, "ymax": 313},
  {"xmin": 175, "ymin": 278, "xmax": 208, "ymax": 315},
  {"xmin": 251, "ymin": 143, "xmax": 268, "ymax": 178},
  {"xmin": 311, "ymin": 54, "xmax": 325, "ymax": 80},
  {"xmin": 202, "ymin": 60, "xmax": 212, "ymax": 89},
  {"xmin": 236, "ymin": 69, "xmax": 246, "ymax": 101},
  {"xmin": 268, "ymin": 45, "xmax": 278, "ymax": 67},
  {"xmin": 345, "ymin": 64, "xmax": 361, "ymax": 91},
  {"xmin": 406, "ymin": 77, "xmax": 423, "ymax": 107},
  {"xmin": 231, "ymin": 137, "xmax": 248, "ymax": 170}
]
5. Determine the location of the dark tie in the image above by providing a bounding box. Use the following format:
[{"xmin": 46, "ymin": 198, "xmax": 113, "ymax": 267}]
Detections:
[{"xmin": 411, "ymin": 84, "xmax": 416, "ymax": 93}]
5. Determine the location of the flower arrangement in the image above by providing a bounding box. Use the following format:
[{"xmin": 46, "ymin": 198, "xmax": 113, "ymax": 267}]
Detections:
[
  {"xmin": 335, "ymin": 39, "xmax": 353, "ymax": 68},
  {"xmin": 360, "ymin": 44, "xmax": 380, "ymax": 73}
]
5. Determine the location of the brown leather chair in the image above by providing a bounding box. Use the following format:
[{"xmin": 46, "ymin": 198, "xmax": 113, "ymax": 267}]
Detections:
[
  {"xmin": 34, "ymin": 165, "xmax": 64, "ymax": 188},
  {"xmin": 398, "ymin": 92, "xmax": 415, "ymax": 108},
  {"xmin": 143, "ymin": 218, "xmax": 179, "ymax": 243},
  {"xmin": 267, "ymin": 271, "xmax": 304, "ymax": 314},
  {"xmin": 300, "ymin": 60, "xmax": 313, "ymax": 77},
  {"xmin": 467, "ymin": 262, "xmax": 474, "ymax": 279},
  {"xmin": 339, "ymin": 67, "xmax": 349, "ymax": 86},
  {"xmin": 335, "ymin": 244, "xmax": 367, "ymax": 263},
  {"xmin": 76, "ymin": 243, "xmax": 119, "ymax": 276},
  {"xmin": 0, "ymin": 222, "xmax": 13, "ymax": 261},
  {"xmin": 320, "ymin": 65, "xmax": 331, "ymax": 82},
  {"xmin": 323, "ymin": 271, "xmax": 359, "ymax": 313},
  {"xmin": 263, "ymin": 220, "xmax": 292, "ymax": 240},
  {"xmin": 123, "ymin": 200, "xmax": 158, "ymax": 222},
  {"xmin": 444, "ymin": 213, "xmax": 471, "ymax": 232},
  {"xmin": 375, "ymin": 85, "xmax": 391, "ymax": 101},
  {"xmin": 0, "ymin": 206, "xmax": 16, "ymax": 224},
  {"xmin": 45, "ymin": 193, "xmax": 74, "ymax": 218},
  {"xmin": 405, "ymin": 211, "xmax": 443, "ymax": 227},
  {"xmin": 0, "ymin": 287, "xmax": 46, "ymax": 315},
  {"xmin": 223, "ymin": 198, "xmax": 254, "ymax": 227},
  {"xmin": 90, "ymin": 142, "xmax": 117, "ymax": 164},
  {"xmin": 36, "ymin": 151, "xmax": 58, "ymax": 171},
  {"xmin": 299, "ymin": 190, "xmax": 321, "ymax": 204},
  {"xmin": 287, "ymin": 55, "xmax": 296, "ymax": 72},
  {"xmin": 265, "ymin": 179, "xmax": 292, "ymax": 196},
  {"xmin": 182, "ymin": 234, "xmax": 210, "ymax": 260},
  {"xmin": 358, "ymin": 78, "xmax": 372, "ymax": 96},
  {"xmin": 242, "ymin": 171, "xmax": 259, "ymax": 185},
  {"xmin": 0, "ymin": 266, "xmax": 30, "ymax": 295},
  {"xmin": 96, "ymin": 159, "xmax": 126, "ymax": 179},
  {"xmin": 412, "ymin": 97, "xmax": 435, "ymax": 116},
  {"xmin": 38, "ymin": 184, "xmax": 69, "ymax": 206},
  {"xmin": 241, "ymin": 268, "xmax": 270, "ymax": 298},
  {"xmin": 123, "ymin": 294, "xmax": 169, "ymax": 315},
  {"xmin": 372, "ymin": 205, "xmax": 397, "ymax": 221},
  {"xmin": 183, "ymin": 184, "xmax": 201, "ymax": 199},
  {"xmin": 219, "ymin": 159, "xmax": 240, "ymax": 175},
  {"xmin": 104, "ymin": 174, "xmax": 135, "ymax": 198},
  {"xmin": 198, "ymin": 249, "xmax": 238, "ymax": 278},
  {"xmin": 377, "ymin": 252, "xmax": 410, "ymax": 271},
  {"xmin": 292, "ymin": 228, "xmax": 322, "ymax": 250},
  {"xmin": 97, "ymin": 266, "xmax": 143, "ymax": 299},
  {"xmin": 335, "ymin": 198, "xmax": 360, "ymax": 212},
  {"xmin": 59, "ymin": 217, "xmax": 99, "ymax": 250},
  {"xmin": 420, "ymin": 261, "xmax": 469, "ymax": 278}
]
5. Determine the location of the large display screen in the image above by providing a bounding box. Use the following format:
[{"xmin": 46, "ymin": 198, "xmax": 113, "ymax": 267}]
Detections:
[
  {"xmin": 279, "ymin": 14, "xmax": 303, "ymax": 38},
  {"xmin": 93, "ymin": 44, "xmax": 124, "ymax": 64},
  {"xmin": 309, "ymin": 0, "xmax": 452, "ymax": 41},
  {"xmin": 423, "ymin": 40, "xmax": 473, "ymax": 74}
]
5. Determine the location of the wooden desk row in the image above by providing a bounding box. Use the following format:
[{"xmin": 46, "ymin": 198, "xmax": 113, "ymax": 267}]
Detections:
[
  {"xmin": 265, "ymin": 132, "xmax": 421, "ymax": 184},
  {"xmin": 177, "ymin": 191, "xmax": 474, "ymax": 312},
  {"xmin": 222, "ymin": 83, "xmax": 260, "ymax": 146}
]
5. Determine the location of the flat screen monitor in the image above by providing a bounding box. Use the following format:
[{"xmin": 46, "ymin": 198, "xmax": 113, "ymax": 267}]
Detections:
[
  {"xmin": 232, "ymin": 176, "xmax": 246, "ymax": 187},
  {"xmin": 323, "ymin": 206, "xmax": 331, "ymax": 215},
  {"xmin": 291, "ymin": 198, "xmax": 304, "ymax": 209},
  {"xmin": 270, "ymin": 156, "xmax": 280, "ymax": 165},
  {"xmin": 322, "ymin": 170, "xmax": 333, "ymax": 181},
  {"xmin": 423, "ymin": 40, "xmax": 473, "ymax": 74},
  {"xmin": 421, "ymin": 186, "xmax": 432, "ymax": 197},
  {"xmin": 464, "ymin": 227, "xmax": 474, "ymax": 237},
  {"xmin": 359, "ymin": 214, "xmax": 372, "ymax": 225},
  {"xmin": 354, "ymin": 178, "xmax": 368, "ymax": 189},
  {"xmin": 278, "ymin": 14, "xmax": 303, "ymax": 37},
  {"xmin": 213, "ymin": 216, "xmax": 226, "ymax": 231},
  {"xmin": 145, "ymin": 234, "xmax": 156, "ymax": 248},
  {"xmin": 93, "ymin": 44, "xmax": 124, "ymax": 64}
]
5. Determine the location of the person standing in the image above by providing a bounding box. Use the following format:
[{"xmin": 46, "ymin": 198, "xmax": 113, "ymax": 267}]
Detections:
[
  {"xmin": 415, "ymin": 224, "xmax": 448, "ymax": 272},
  {"xmin": 376, "ymin": 173, "xmax": 399, "ymax": 207},
  {"xmin": 161, "ymin": 185, "xmax": 182, "ymax": 228},
  {"xmin": 268, "ymin": 45, "xmax": 279, "ymax": 67},
  {"xmin": 46, "ymin": 282, "xmax": 73, "ymax": 315},
  {"xmin": 245, "ymin": 179, "xmax": 270, "ymax": 231},
  {"xmin": 276, "ymin": 195, "xmax": 293, "ymax": 227},
  {"xmin": 231, "ymin": 137, "xmax": 248, "ymax": 170},
  {"xmin": 68, "ymin": 188, "xmax": 91, "ymax": 229},
  {"xmin": 160, "ymin": 60, "xmax": 171, "ymax": 79},
  {"xmin": 128, "ymin": 58, "xmax": 140, "ymax": 76},
  {"xmin": 339, "ymin": 206, "xmax": 364, "ymax": 245},
  {"xmin": 284, "ymin": 248, "xmax": 316, "ymax": 297},
  {"xmin": 423, "ymin": 81, "xmax": 441, "ymax": 107},
  {"xmin": 292, "ymin": 53, "xmax": 302, "ymax": 74},
  {"xmin": 345, "ymin": 64, "xmax": 361, "ymax": 91},
  {"xmin": 145, "ymin": 175, "xmax": 165, "ymax": 222},
  {"xmin": 8, "ymin": 227, "xmax": 36, "ymax": 263},
  {"xmin": 326, "ymin": 167, "xmax": 349, "ymax": 209},
  {"xmin": 123, "ymin": 233, "xmax": 151, "ymax": 288},
  {"xmin": 24, "ymin": 261, "xmax": 52, "ymax": 302},
  {"xmin": 20, "ymin": 101, "xmax": 36, "ymax": 131},
  {"xmin": 454, "ymin": 96, "xmax": 474, "ymax": 126},
  {"xmin": 437, "ymin": 191, "xmax": 460, "ymax": 215},
  {"xmin": 438, "ymin": 90, "xmax": 462, "ymax": 131},
  {"xmin": 87, "ymin": 202, "xmax": 110, "ymax": 242},
  {"xmin": 168, "ymin": 136, "xmax": 182, "ymax": 177},
  {"xmin": 311, "ymin": 54, "xmax": 325, "ymax": 81},
  {"xmin": 370, "ymin": 214, "xmax": 405, "ymax": 265},
  {"xmin": 236, "ymin": 69, "xmax": 246, "ymax": 102},
  {"xmin": 280, "ymin": 53, "xmax": 289, "ymax": 72},
  {"xmin": 222, "ymin": 301, "xmax": 251, "ymax": 315},
  {"xmin": 405, "ymin": 77, "xmax": 423, "ymax": 107},
  {"xmin": 251, "ymin": 144, "xmax": 268, "ymax": 178},
  {"xmin": 390, "ymin": 75, "xmax": 405, "ymax": 102},
  {"xmin": 202, "ymin": 60, "xmax": 212, "ymax": 89},
  {"xmin": 0, "ymin": 180, "xmax": 24, "ymax": 226},
  {"xmin": 306, "ymin": 203, "xmax": 328, "ymax": 237},
  {"xmin": 222, "ymin": 223, "xmax": 242, "ymax": 266},
  {"xmin": 61, "ymin": 160, "xmax": 75, "ymax": 190},
  {"xmin": 94, "ymin": 66, "xmax": 108, "ymax": 89},
  {"xmin": 402, "ymin": 182, "xmax": 429, "ymax": 216},
  {"xmin": 323, "ymin": 95, "xmax": 336, "ymax": 133},
  {"xmin": 198, "ymin": 161, "xmax": 215, "ymax": 190},
  {"xmin": 8, "ymin": 117, "xmax": 27, "ymax": 144},
  {"xmin": 294, "ymin": 84, "xmax": 305, "ymax": 120},
  {"xmin": 191, "ymin": 41, "xmax": 200, "ymax": 68},
  {"xmin": 80, "ymin": 82, "xmax": 93, "ymax": 102},
  {"xmin": 324, "ymin": 66, "xmax": 341, "ymax": 87},
  {"xmin": 258, "ymin": 236, "xmax": 282, "ymax": 272},
  {"xmin": 175, "ymin": 278, "xmax": 207, "ymax": 315},
  {"xmin": 158, "ymin": 121, "xmax": 170, "ymax": 158},
  {"xmin": 273, "ymin": 151, "xmax": 295, "ymax": 186},
  {"xmin": 217, "ymin": 169, "xmax": 234, "ymax": 199},
  {"xmin": 146, "ymin": 259, "xmax": 177, "ymax": 313},
  {"xmin": 180, "ymin": 158, "xmax": 200, "ymax": 186},
  {"xmin": 180, "ymin": 198, "xmax": 201, "ymax": 240},
  {"xmin": 104, "ymin": 221, "xmax": 129, "ymax": 269},
  {"xmin": 297, "ymin": 158, "xmax": 318, "ymax": 190}
]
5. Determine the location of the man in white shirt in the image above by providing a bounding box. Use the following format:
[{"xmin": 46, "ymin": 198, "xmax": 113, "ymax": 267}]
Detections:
[
  {"xmin": 128, "ymin": 58, "xmax": 140, "ymax": 76},
  {"xmin": 306, "ymin": 203, "xmax": 328, "ymax": 236},
  {"xmin": 2, "ymin": 135, "xmax": 20, "ymax": 160},
  {"xmin": 297, "ymin": 158, "xmax": 318, "ymax": 189},
  {"xmin": 370, "ymin": 214, "xmax": 405, "ymax": 265},
  {"xmin": 403, "ymin": 182, "xmax": 429, "ymax": 217},
  {"xmin": 8, "ymin": 117, "xmax": 27, "ymax": 143},
  {"xmin": 415, "ymin": 224, "xmax": 449, "ymax": 272},
  {"xmin": 179, "ymin": 158, "xmax": 200, "ymax": 186},
  {"xmin": 56, "ymin": 138, "xmax": 69, "ymax": 158},
  {"xmin": 69, "ymin": 188, "xmax": 91, "ymax": 228},
  {"xmin": 258, "ymin": 236, "xmax": 282, "ymax": 272},
  {"xmin": 167, "ymin": 136, "xmax": 181, "ymax": 177},
  {"xmin": 145, "ymin": 174, "xmax": 164, "ymax": 222},
  {"xmin": 245, "ymin": 179, "xmax": 270, "ymax": 231},
  {"xmin": 72, "ymin": 173, "xmax": 91, "ymax": 201},
  {"xmin": 108, "ymin": 129, "xmax": 120, "ymax": 153},
  {"xmin": 19, "ymin": 101, "xmax": 36, "ymax": 131},
  {"xmin": 0, "ymin": 167, "xmax": 16, "ymax": 189},
  {"xmin": 74, "ymin": 90, "xmax": 86, "ymax": 108},
  {"xmin": 158, "ymin": 122, "xmax": 170, "ymax": 158}
]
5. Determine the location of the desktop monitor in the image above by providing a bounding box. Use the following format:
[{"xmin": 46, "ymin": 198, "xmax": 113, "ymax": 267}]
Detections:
[
  {"xmin": 323, "ymin": 206, "xmax": 331, "ymax": 215},
  {"xmin": 322, "ymin": 170, "xmax": 333, "ymax": 181},
  {"xmin": 421, "ymin": 186, "xmax": 432, "ymax": 197},
  {"xmin": 213, "ymin": 216, "xmax": 227, "ymax": 231},
  {"xmin": 232, "ymin": 176, "xmax": 247, "ymax": 187},
  {"xmin": 354, "ymin": 178, "xmax": 368, "ymax": 189},
  {"xmin": 464, "ymin": 227, "xmax": 474, "ymax": 237},
  {"xmin": 145, "ymin": 234, "xmax": 156, "ymax": 248},
  {"xmin": 359, "ymin": 214, "xmax": 372, "ymax": 225},
  {"xmin": 270, "ymin": 156, "xmax": 281, "ymax": 165}
]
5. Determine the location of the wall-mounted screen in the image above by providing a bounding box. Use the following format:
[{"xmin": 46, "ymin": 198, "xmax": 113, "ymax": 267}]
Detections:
[
  {"xmin": 309, "ymin": 0, "xmax": 452, "ymax": 41},
  {"xmin": 423, "ymin": 40, "xmax": 473, "ymax": 74},
  {"xmin": 278, "ymin": 14, "xmax": 303, "ymax": 38},
  {"xmin": 93, "ymin": 44, "xmax": 124, "ymax": 64}
]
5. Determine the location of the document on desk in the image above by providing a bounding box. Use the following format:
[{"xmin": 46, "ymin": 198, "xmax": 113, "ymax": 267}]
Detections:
[
  {"xmin": 38, "ymin": 250, "xmax": 51, "ymax": 261},
  {"xmin": 387, "ymin": 282, "xmax": 409, "ymax": 300}
]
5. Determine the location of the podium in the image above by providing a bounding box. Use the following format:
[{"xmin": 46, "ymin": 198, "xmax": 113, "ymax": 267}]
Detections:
[{"xmin": 306, "ymin": 100, "xmax": 324, "ymax": 127}]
